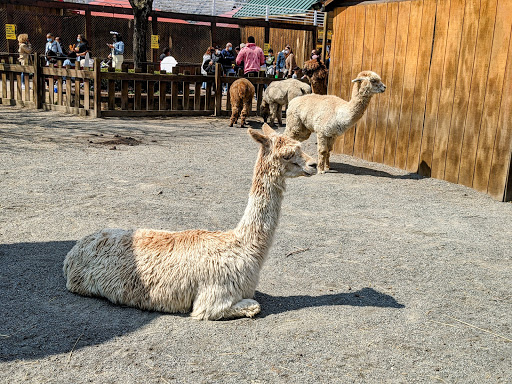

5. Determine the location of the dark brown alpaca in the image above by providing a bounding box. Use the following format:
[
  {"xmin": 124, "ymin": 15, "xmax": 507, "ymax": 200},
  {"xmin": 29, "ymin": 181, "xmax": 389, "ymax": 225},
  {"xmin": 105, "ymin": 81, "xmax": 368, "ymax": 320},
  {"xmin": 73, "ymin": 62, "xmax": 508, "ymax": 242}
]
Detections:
[
  {"xmin": 302, "ymin": 58, "xmax": 328, "ymax": 95},
  {"xmin": 229, "ymin": 78, "xmax": 255, "ymax": 127}
]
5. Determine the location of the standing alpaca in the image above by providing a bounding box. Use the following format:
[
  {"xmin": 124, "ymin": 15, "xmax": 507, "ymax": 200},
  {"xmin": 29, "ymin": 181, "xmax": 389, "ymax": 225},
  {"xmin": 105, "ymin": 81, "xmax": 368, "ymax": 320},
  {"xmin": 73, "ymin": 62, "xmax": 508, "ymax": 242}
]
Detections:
[
  {"xmin": 63, "ymin": 124, "xmax": 317, "ymax": 320},
  {"xmin": 229, "ymin": 78, "xmax": 255, "ymax": 127},
  {"xmin": 284, "ymin": 71, "xmax": 386, "ymax": 173},
  {"xmin": 302, "ymin": 57, "xmax": 328, "ymax": 95},
  {"xmin": 260, "ymin": 79, "xmax": 311, "ymax": 127}
]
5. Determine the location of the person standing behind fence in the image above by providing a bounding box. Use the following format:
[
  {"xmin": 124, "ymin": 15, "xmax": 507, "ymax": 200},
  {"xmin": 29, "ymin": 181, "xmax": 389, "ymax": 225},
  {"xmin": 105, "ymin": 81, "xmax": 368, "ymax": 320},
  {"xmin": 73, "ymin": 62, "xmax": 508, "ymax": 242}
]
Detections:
[
  {"xmin": 45, "ymin": 33, "xmax": 63, "ymax": 65},
  {"xmin": 18, "ymin": 34, "xmax": 32, "ymax": 88},
  {"xmin": 265, "ymin": 48, "xmax": 275, "ymax": 76},
  {"xmin": 285, "ymin": 47, "xmax": 296, "ymax": 79},
  {"xmin": 275, "ymin": 45, "xmax": 289, "ymax": 76},
  {"xmin": 235, "ymin": 36, "xmax": 265, "ymax": 77},
  {"xmin": 74, "ymin": 34, "xmax": 90, "ymax": 65},
  {"xmin": 220, "ymin": 42, "xmax": 236, "ymax": 75},
  {"xmin": 159, "ymin": 47, "xmax": 170, "ymax": 61},
  {"xmin": 107, "ymin": 33, "xmax": 124, "ymax": 70},
  {"xmin": 201, "ymin": 46, "xmax": 214, "ymax": 89}
]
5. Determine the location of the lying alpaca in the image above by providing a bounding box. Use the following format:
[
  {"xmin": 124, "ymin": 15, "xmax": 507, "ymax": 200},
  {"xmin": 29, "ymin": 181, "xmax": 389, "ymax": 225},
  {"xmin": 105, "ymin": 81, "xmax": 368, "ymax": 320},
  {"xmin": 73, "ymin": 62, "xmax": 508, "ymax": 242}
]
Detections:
[
  {"xmin": 302, "ymin": 57, "xmax": 328, "ymax": 95},
  {"xmin": 260, "ymin": 79, "xmax": 311, "ymax": 127},
  {"xmin": 229, "ymin": 78, "xmax": 255, "ymax": 127},
  {"xmin": 63, "ymin": 124, "xmax": 317, "ymax": 320},
  {"xmin": 284, "ymin": 71, "xmax": 386, "ymax": 173}
]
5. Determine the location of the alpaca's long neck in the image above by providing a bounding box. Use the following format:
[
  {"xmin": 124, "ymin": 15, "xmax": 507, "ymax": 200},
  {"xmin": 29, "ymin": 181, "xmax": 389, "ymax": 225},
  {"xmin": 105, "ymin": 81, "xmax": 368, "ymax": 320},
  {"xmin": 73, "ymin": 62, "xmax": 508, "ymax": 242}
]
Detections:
[
  {"xmin": 344, "ymin": 84, "xmax": 374, "ymax": 124},
  {"xmin": 234, "ymin": 150, "xmax": 285, "ymax": 261}
]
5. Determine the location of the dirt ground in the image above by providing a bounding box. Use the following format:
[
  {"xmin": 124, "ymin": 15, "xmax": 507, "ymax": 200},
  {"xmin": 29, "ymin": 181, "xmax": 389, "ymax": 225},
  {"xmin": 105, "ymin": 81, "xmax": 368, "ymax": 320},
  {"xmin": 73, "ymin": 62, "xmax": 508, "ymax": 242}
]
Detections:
[{"xmin": 0, "ymin": 106, "xmax": 511, "ymax": 384}]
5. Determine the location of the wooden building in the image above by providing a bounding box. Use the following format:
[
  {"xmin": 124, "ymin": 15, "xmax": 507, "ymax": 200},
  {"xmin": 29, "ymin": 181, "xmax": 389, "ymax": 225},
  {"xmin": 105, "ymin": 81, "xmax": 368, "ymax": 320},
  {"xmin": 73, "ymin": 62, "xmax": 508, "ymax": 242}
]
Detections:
[{"xmin": 325, "ymin": 0, "xmax": 512, "ymax": 201}]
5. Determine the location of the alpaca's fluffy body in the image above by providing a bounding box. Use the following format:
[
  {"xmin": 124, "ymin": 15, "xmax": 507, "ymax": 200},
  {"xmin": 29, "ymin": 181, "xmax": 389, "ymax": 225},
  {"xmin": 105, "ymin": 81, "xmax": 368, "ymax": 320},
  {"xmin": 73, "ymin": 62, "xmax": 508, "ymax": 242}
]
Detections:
[
  {"xmin": 229, "ymin": 78, "xmax": 255, "ymax": 127},
  {"xmin": 260, "ymin": 79, "xmax": 311, "ymax": 126},
  {"xmin": 63, "ymin": 125, "xmax": 316, "ymax": 320},
  {"xmin": 284, "ymin": 71, "xmax": 386, "ymax": 173},
  {"xmin": 302, "ymin": 58, "xmax": 328, "ymax": 95}
]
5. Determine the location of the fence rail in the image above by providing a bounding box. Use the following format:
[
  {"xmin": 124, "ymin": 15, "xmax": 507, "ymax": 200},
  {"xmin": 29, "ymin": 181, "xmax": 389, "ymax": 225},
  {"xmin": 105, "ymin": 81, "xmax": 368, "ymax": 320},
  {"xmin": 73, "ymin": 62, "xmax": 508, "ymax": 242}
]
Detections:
[{"xmin": 0, "ymin": 54, "xmax": 287, "ymax": 119}]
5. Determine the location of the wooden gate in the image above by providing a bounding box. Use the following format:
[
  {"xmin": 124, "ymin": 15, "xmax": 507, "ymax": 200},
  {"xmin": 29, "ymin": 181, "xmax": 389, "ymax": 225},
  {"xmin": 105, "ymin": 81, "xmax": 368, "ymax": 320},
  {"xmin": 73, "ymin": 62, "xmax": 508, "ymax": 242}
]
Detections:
[{"xmin": 327, "ymin": 0, "xmax": 512, "ymax": 201}]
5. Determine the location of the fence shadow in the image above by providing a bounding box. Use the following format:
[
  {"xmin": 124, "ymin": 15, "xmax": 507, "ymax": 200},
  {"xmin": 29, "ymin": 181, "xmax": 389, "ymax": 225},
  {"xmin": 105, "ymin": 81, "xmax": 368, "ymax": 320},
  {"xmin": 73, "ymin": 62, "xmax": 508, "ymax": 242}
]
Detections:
[
  {"xmin": 329, "ymin": 161, "xmax": 422, "ymax": 180},
  {"xmin": 255, "ymin": 287, "xmax": 405, "ymax": 318},
  {"xmin": 0, "ymin": 241, "xmax": 160, "ymax": 362}
]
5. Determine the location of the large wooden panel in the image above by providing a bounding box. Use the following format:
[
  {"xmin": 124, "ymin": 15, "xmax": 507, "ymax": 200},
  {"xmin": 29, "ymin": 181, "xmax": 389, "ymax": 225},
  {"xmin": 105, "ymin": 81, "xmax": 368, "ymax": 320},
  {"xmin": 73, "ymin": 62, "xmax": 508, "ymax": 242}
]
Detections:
[
  {"xmin": 333, "ymin": 6, "xmax": 357, "ymax": 154},
  {"xmin": 328, "ymin": 0, "xmax": 512, "ymax": 200},
  {"xmin": 457, "ymin": 0, "xmax": 498, "ymax": 187},
  {"xmin": 373, "ymin": 2, "xmax": 398, "ymax": 164},
  {"xmin": 364, "ymin": 2, "xmax": 388, "ymax": 162},
  {"xmin": 406, "ymin": 0, "xmax": 437, "ymax": 172},
  {"xmin": 444, "ymin": 0, "xmax": 481, "ymax": 183},
  {"xmin": 394, "ymin": 0, "xmax": 423, "ymax": 170},
  {"xmin": 487, "ymin": 15, "xmax": 512, "ymax": 200},
  {"xmin": 431, "ymin": 0, "xmax": 466, "ymax": 180},
  {"xmin": 354, "ymin": 4, "xmax": 376, "ymax": 159},
  {"xmin": 472, "ymin": 0, "xmax": 512, "ymax": 192},
  {"xmin": 327, "ymin": 7, "xmax": 347, "ymax": 97},
  {"xmin": 343, "ymin": 5, "xmax": 366, "ymax": 156},
  {"xmin": 418, "ymin": 0, "xmax": 450, "ymax": 177},
  {"xmin": 383, "ymin": 1, "xmax": 410, "ymax": 167}
]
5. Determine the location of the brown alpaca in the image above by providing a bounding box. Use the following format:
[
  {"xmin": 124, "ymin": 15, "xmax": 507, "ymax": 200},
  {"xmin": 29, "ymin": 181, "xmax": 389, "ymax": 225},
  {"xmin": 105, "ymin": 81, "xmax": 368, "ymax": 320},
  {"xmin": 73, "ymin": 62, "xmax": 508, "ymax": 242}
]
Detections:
[
  {"xmin": 229, "ymin": 78, "xmax": 255, "ymax": 127},
  {"xmin": 302, "ymin": 58, "xmax": 328, "ymax": 95}
]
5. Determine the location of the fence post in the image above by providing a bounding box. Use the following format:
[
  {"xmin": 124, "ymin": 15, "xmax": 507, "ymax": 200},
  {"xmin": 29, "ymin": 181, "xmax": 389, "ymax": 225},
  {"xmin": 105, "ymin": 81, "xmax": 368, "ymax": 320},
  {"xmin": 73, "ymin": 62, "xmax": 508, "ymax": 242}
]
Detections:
[
  {"xmin": 33, "ymin": 53, "xmax": 41, "ymax": 109},
  {"xmin": 214, "ymin": 63, "xmax": 223, "ymax": 116},
  {"xmin": 93, "ymin": 58, "xmax": 101, "ymax": 118},
  {"xmin": 321, "ymin": 13, "xmax": 328, "ymax": 63}
]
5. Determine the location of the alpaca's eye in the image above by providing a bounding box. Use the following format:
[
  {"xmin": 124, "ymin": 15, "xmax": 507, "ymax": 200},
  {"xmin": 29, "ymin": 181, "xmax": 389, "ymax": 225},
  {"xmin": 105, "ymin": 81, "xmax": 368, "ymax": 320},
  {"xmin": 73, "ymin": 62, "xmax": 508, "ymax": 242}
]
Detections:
[{"xmin": 283, "ymin": 153, "xmax": 294, "ymax": 160}]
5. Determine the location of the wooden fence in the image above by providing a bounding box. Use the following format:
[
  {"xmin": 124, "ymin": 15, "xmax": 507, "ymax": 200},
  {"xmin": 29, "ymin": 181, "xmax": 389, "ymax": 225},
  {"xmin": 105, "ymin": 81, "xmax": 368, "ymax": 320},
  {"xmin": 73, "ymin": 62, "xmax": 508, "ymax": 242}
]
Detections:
[
  {"xmin": 327, "ymin": 0, "xmax": 512, "ymax": 201},
  {"xmin": 0, "ymin": 54, "xmax": 283, "ymax": 119}
]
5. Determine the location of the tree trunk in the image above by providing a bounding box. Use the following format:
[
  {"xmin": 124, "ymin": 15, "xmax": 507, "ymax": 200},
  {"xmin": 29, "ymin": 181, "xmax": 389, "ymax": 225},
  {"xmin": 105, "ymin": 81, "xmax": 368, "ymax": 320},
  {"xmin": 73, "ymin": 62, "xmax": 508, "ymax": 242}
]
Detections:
[{"xmin": 129, "ymin": 0, "xmax": 153, "ymax": 69}]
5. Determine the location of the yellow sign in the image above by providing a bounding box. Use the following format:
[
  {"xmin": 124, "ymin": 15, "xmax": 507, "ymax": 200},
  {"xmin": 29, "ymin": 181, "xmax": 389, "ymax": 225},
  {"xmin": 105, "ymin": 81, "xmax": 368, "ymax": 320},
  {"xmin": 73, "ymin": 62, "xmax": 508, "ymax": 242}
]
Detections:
[
  {"xmin": 317, "ymin": 29, "xmax": 333, "ymax": 41},
  {"xmin": 263, "ymin": 43, "xmax": 270, "ymax": 56},
  {"xmin": 5, "ymin": 24, "xmax": 16, "ymax": 40},
  {"xmin": 151, "ymin": 35, "xmax": 159, "ymax": 49}
]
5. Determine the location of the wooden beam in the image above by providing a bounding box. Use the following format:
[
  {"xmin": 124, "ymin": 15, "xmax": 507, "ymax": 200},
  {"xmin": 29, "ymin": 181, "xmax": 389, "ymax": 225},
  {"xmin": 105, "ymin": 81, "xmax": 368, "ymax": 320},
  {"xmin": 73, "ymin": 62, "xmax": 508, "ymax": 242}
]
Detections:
[
  {"xmin": 321, "ymin": 12, "xmax": 328, "ymax": 62},
  {"xmin": 0, "ymin": 0, "xmax": 317, "ymax": 31}
]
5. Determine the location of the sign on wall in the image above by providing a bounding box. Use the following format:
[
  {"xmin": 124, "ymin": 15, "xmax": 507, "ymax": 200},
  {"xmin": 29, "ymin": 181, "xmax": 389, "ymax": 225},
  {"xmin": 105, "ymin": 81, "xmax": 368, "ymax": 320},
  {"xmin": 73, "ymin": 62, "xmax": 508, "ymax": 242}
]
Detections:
[
  {"xmin": 263, "ymin": 43, "xmax": 270, "ymax": 56},
  {"xmin": 151, "ymin": 35, "xmax": 159, "ymax": 49},
  {"xmin": 5, "ymin": 24, "xmax": 16, "ymax": 40}
]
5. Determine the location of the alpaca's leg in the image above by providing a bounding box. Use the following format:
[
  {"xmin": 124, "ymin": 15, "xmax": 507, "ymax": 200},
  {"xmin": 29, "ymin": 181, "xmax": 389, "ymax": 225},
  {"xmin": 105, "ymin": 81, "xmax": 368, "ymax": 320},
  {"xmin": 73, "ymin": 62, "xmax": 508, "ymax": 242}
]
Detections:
[
  {"xmin": 230, "ymin": 104, "xmax": 240, "ymax": 127},
  {"xmin": 270, "ymin": 103, "xmax": 279, "ymax": 126},
  {"xmin": 277, "ymin": 104, "xmax": 283, "ymax": 127},
  {"xmin": 317, "ymin": 135, "xmax": 334, "ymax": 173},
  {"xmin": 191, "ymin": 289, "xmax": 260, "ymax": 320},
  {"xmin": 240, "ymin": 100, "xmax": 251, "ymax": 127},
  {"xmin": 219, "ymin": 299, "xmax": 261, "ymax": 319}
]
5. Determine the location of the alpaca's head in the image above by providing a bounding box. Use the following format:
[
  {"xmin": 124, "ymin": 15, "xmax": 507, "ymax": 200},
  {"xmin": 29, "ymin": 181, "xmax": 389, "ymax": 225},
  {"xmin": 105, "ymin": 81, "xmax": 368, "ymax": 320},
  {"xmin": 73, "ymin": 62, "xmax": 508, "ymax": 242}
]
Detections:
[
  {"xmin": 352, "ymin": 71, "xmax": 386, "ymax": 96},
  {"xmin": 260, "ymin": 99, "xmax": 270, "ymax": 123},
  {"xmin": 249, "ymin": 124, "xmax": 317, "ymax": 178}
]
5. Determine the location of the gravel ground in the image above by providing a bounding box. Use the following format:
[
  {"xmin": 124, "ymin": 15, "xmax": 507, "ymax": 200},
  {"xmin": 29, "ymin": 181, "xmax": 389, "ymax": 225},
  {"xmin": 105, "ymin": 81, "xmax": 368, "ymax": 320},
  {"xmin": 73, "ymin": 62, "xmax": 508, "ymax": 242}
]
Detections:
[{"xmin": 0, "ymin": 106, "xmax": 511, "ymax": 384}]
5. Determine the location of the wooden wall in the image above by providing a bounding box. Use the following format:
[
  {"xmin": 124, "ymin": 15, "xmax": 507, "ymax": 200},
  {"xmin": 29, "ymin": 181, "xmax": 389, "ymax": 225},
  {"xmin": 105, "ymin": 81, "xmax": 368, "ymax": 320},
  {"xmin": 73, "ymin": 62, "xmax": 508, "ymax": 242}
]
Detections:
[
  {"xmin": 328, "ymin": 0, "xmax": 512, "ymax": 201},
  {"xmin": 241, "ymin": 26, "xmax": 314, "ymax": 67}
]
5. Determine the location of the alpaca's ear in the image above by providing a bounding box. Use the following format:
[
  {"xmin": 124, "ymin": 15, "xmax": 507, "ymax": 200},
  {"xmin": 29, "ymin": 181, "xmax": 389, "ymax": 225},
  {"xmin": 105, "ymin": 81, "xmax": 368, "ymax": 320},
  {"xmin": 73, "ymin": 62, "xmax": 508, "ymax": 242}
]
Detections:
[
  {"xmin": 248, "ymin": 128, "xmax": 269, "ymax": 146},
  {"xmin": 351, "ymin": 77, "xmax": 365, "ymax": 83},
  {"xmin": 262, "ymin": 123, "xmax": 277, "ymax": 136}
]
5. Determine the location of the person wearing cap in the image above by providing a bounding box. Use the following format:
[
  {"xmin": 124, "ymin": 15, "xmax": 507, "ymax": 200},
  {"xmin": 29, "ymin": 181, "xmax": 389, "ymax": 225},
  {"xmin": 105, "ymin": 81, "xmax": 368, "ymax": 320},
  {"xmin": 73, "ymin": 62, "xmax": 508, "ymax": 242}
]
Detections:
[
  {"xmin": 107, "ymin": 33, "xmax": 124, "ymax": 70},
  {"xmin": 235, "ymin": 36, "xmax": 265, "ymax": 76}
]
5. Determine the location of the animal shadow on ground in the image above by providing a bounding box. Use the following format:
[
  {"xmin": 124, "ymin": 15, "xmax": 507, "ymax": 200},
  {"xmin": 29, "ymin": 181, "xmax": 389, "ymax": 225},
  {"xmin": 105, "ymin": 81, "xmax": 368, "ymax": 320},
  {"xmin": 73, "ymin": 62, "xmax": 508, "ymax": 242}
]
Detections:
[
  {"xmin": 0, "ymin": 241, "xmax": 160, "ymax": 362},
  {"xmin": 329, "ymin": 161, "xmax": 422, "ymax": 180},
  {"xmin": 255, "ymin": 288, "xmax": 404, "ymax": 318},
  {"xmin": 0, "ymin": 241, "xmax": 403, "ymax": 361}
]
